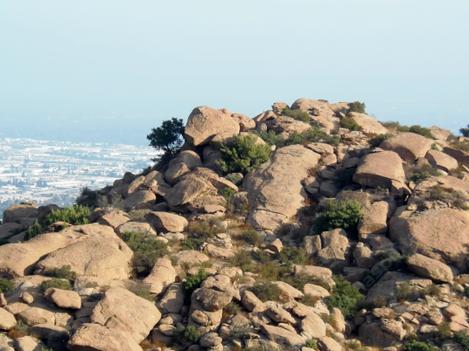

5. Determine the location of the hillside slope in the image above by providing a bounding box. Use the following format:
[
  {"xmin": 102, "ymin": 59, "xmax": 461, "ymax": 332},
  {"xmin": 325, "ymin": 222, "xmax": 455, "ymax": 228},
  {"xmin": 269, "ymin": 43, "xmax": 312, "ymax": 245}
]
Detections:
[{"xmin": 0, "ymin": 98, "xmax": 468, "ymax": 351}]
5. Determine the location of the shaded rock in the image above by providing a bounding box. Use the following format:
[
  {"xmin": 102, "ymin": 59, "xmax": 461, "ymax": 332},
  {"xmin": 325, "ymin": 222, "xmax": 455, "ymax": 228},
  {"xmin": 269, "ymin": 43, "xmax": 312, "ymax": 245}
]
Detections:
[
  {"xmin": 381, "ymin": 132, "xmax": 433, "ymax": 162},
  {"xmin": 261, "ymin": 323, "xmax": 306, "ymax": 348},
  {"xmin": 406, "ymin": 253, "xmax": 454, "ymax": 283},
  {"xmin": 244, "ymin": 145, "xmax": 321, "ymax": 230},
  {"xmin": 91, "ymin": 287, "xmax": 161, "ymax": 343},
  {"xmin": 265, "ymin": 302, "xmax": 296, "ymax": 324},
  {"xmin": 158, "ymin": 283, "xmax": 184, "ymax": 314},
  {"xmin": 185, "ymin": 106, "xmax": 240, "ymax": 146},
  {"xmin": 123, "ymin": 190, "xmax": 156, "ymax": 211},
  {"xmin": 317, "ymin": 229, "xmax": 350, "ymax": 267},
  {"xmin": 18, "ymin": 307, "xmax": 55, "ymax": 326},
  {"xmin": 97, "ymin": 209, "xmax": 129, "ymax": 229},
  {"xmin": 241, "ymin": 290, "xmax": 265, "ymax": 312},
  {"xmin": 3, "ymin": 203, "xmax": 38, "ymax": 224},
  {"xmin": 318, "ymin": 336, "xmax": 343, "ymax": 351}
]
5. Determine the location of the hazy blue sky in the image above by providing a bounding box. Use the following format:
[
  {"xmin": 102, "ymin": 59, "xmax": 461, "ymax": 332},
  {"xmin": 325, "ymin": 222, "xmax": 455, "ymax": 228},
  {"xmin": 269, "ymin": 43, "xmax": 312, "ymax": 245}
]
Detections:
[{"xmin": 1, "ymin": 0, "xmax": 468, "ymax": 145}]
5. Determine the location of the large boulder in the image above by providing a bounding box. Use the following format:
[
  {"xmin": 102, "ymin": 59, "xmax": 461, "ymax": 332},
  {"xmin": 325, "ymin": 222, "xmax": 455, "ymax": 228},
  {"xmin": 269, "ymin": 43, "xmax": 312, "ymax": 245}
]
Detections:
[
  {"xmin": 91, "ymin": 287, "xmax": 161, "ymax": 343},
  {"xmin": 353, "ymin": 151, "xmax": 406, "ymax": 191},
  {"xmin": 290, "ymin": 98, "xmax": 338, "ymax": 132},
  {"xmin": 406, "ymin": 253, "xmax": 454, "ymax": 283},
  {"xmin": 142, "ymin": 257, "xmax": 177, "ymax": 294},
  {"xmin": 123, "ymin": 190, "xmax": 156, "ymax": 211},
  {"xmin": 184, "ymin": 106, "xmax": 240, "ymax": 146},
  {"xmin": 3, "ymin": 203, "xmax": 38, "ymax": 224},
  {"xmin": 444, "ymin": 146, "xmax": 469, "ymax": 167},
  {"xmin": 35, "ymin": 224, "xmax": 132, "ymax": 280},
  {"xmin": 347, "ymin": 112, "xmax": 388, "ymax": 135},
  {"xmin": 145, "ymin": 211, "xmax": 188, "ymax": 233},
  {"xmin": 261, "ymin": 324, "xmax": 306, "ymax": 348},
  {"xmin": 164, "ymin": 150, "xmax": 202, "ymax": 184},
  {"xmin": 244, "ymin": 145, "xmax": 321, "ymax": 230},
  {"xmin": 390, "ymin": 208, "xmax": 469, "ymax": 270},
  {"xmin": 425, "ymin": 149, "xmax": 459, "ymax": 172},
  {"xmin": 381, "ymin": 132, "xmax": 433, "ymax": 162},
  {"xmin": 0, "ymin": 228, "xmax": 83, "ymax": 277},
  {"xmin": 68, "ymin": 323, "xmax": 142, "ymax": 351},
  {"xmin": 358, "ymin": 201, "xmax": 389, "ymax": 239}
]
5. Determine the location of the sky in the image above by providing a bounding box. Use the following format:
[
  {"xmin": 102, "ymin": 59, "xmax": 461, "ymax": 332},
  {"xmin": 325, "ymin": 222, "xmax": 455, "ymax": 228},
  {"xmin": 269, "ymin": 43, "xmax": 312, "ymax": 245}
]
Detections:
[{"xmin": 0, "ymin": 0, "xmax": 468, "ymax": 145}]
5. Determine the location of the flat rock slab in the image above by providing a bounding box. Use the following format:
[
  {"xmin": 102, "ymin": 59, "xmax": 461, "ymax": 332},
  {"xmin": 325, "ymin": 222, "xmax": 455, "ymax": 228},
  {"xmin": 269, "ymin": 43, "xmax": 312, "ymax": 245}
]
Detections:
[{"xmin": 381, "ymin": 132, "xmax": 433, "ymax": 162}]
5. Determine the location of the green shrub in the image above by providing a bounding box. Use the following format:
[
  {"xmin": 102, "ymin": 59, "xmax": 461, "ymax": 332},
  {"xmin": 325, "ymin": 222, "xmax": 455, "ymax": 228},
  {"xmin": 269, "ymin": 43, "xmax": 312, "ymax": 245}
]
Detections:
[
  {"xmin": 349, "ymin": 101, "xmax": 366, "ymax": 114},
  {"xmin": 44, "ymin": 205, "xmax": 90, "ymax": 226},
  {"xmin": 182, "ymin": 269, "xmax": 209, "ymax": 303},
  {"xmin": 408, "ymin": 164, "xmax": 441, "ymax": 183},
  {"xmin": 454, "ymin": 332, "xmax": 469, "ymax": 350},
  {"xmin": 40, "ymin": 278, "xmax": 72, "ymax": 292},
  {"xmin": 229, "ymin": 250, "xmax": 256, "ymax": 272},
  {"xmin": 340, "ymin": 116, "xmax": 362, "ymax": 131},
  {"xmin": 24, "ymin": 221, "xmax": 44, "ymax": 240},
  {"xmin": 285, "ymin": 128, "xmax": 340, "ymax": 146},
  {"xmin": 461, "ymin": 124, "xmax": 469, "ymax": 137},
  {"xmin": 279, "ymin": 247, "xmax": 309, "ymax": 267},
  {"xmin": 305, "ymin": 339, "xmax": 318, "ymax": 349},
  {"xmin": 256, "ymin": 130, "xmax": 285, "ymax": 147},
  {"xmin": 315, "ymin": 199, "xmax": 362, "ymax": 234},
  {"xmin": 250, "ymin": 282, "xmax": 283, "ymax": 302},
  {"xmin": 403, "ymin": 340, "xmax": 438, "ymax": 351},
  {"xmin": 219, "ymin": 187, "xmax": 237, "ymax": 203},
  {"xmin": 147, "ymin": 118, "xmax": 185, "ymax": 157},
  {"xmin": 325, "ymin": 276, "xmax": 364, "ymax": 318},
  {"xmin": 217, "ymin": 134, "xmax": 272, "ymax": 174},
  {"xmin": 282, "ymin": 107, "xmax": 310, "ymax": 122},
  {"xmin": 0, "ymin": 278, "xmax": 14, "ymax": 293},
  {"xmin": 426, "ymin": 185, "xmax": 468, "ymax": 210},
  {"xmin": 368, "ymin": 133, "xmax": 391, "ymax": 147},
  {"xmin": 127, "ymin": 282, "xmax": 154, "ymax": 301},
  {"xmin": 122, "ymin": 232, "xmax": 169, "ymax": 277},
  {"xmin": 239, "ymin": 229, "xmax": 262, "ymax": 246},
  {"xmin": 180, "ymin": 325, "xmax": 202, "ymax": 344},
  {"xmin": 181, "ymin": 237, "xmax": 205, "ymax": 250},
  {"xmin": 407, "ymin": 125, "xmax": 434, "ymax": 139},
  {"xmin": 451, "ymin": 139, "xmax": 469, "ymax": 152},
  {"xmin": 46, "ymin": 265, "xmax": 77, "ymax": 282}
]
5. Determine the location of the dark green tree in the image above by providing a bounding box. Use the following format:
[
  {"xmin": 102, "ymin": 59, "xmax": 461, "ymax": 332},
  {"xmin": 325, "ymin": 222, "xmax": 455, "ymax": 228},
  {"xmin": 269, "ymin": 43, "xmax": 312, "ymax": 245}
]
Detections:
[
  {"xmin": 460, "ymin": 124, "xmax": 469, "ymax": 137},
  {"xmin": 147, "ymin": 118, "xmax": 185, "ymax": 156}
]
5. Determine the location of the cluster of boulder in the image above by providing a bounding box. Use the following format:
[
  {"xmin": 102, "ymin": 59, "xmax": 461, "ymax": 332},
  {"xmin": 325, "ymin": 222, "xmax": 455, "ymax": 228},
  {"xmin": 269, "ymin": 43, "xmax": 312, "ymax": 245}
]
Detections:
[{"xmin": 0, "ymin": 98, "xmax": 468, "ymax": 351}]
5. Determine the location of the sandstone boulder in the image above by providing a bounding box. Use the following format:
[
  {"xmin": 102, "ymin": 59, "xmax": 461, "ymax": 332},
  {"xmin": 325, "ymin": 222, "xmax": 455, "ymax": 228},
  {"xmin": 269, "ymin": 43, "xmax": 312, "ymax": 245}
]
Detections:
[
  {"xmin": 47, "ymin": 288, "xmax": 82, "ymax": 309},
  {"xmin": 145, "ymin": 211, "xmax": 188, "ymax": 233},
  {"xmin": 291, "ymin": 98, "xmax": 337, "ymax": 132},
  {"xmin": 261, "ymin": 324, "xmax": 306, "ymax": 348},
  {"xmin": 425, "ymin": 149, "xmax": 459, "ymax": 172},
  {"xmin": 406, "ymin": 253, "xmax": 454, "ymax": 283},
  {"xmin": 142, "ymin": 257, "xmax": 177, "ymax": 295},
  {"xmin": 123, "ymin": 190, "xmax": 156, "ymax": 211},
  {"xmin": 301, "ymin": 312, "xmax": 326, "ymax": 338},
  {"xmin": 68, "ymin": 323, "xmax": 142, "ymax": 351},
  {"xmin": 3, "ymin": 203, "xmax": 38, "ymax": 224},
  {"xmin": 358, "ymin": 201, "xmax": 389, "ymax": 239},
  {"xmin": 91, "ymin": 287, "xmax": 161, "ymax": 343},
  {"xmin": 390, "ymin": 208, "xmax": 469, "ymax": 270},
  {"xmin": 0, "ymin": 307, "xmax": 16, "ymax": 330},
  {"xmin": 164, "ymin": 150, "xmax": 202, "ymax": 184},
  {"xmin": 353, "ymin": 151, "xmax": 406, "ymax": 190},
  {"xmin": 117, "ymin": 221, "xmax": 157, "ymax": 236},
  {"xmin": 184, "ymin": 106, "xmax": 240, "ymax": 146},
  {"xmin": 381, "ymin": 132, "xmax": 433, "ymax": 162},
  {"xmin": 348, "ymin": 112, "xmax": 388, "ymax": 135},
  {"xmin": 244, "ymin": 145, "xmax": 321, "ymax": 230},
  {"xmin": 317, "ymin": 229, "xmax": 350, "ymax": 267},
  {"xmin": 35, "ymin": 225, "xmax": 132, "ymax": 280}
]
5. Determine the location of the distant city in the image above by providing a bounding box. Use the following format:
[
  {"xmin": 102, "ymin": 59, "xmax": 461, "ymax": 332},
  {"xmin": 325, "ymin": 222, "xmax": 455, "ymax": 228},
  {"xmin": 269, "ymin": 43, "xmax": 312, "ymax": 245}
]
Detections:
[{"xmin": 0, "ymin": 138, "xmax": 155, "ymax": 219}]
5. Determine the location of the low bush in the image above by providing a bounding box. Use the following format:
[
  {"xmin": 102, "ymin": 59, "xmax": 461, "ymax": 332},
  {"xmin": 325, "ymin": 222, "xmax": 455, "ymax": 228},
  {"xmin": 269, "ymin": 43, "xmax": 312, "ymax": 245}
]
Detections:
[
  {"xmin": 279, "ymin": 247, "xmax": 309, "ymax": 267},
  {"xmin": 217, "ymin": 134, "xmax": 272, "ymax": 174},
  {"xmin": 325, "ymin": 276, "xmax": 364, "ymax": 318},
  {"xmin": 340, "ymin": 116, "xmax": 362, "ymax": 131},
  {"xmin": 44, "ymin": 205, "xmax": 90, "ymax": 226},
  {"xmin": 408, "ymin": 164, "xmax": 441, "ymax": 184},
  {"xmin": 382, "ymin": 121, "xmax": 434, "ymax": 139},
  {"xmin": 122, "ymin": 232, "xmax": 169, "ymax": 277},
  {"xmin": 46, "ymin": 265, "xmax": 77, "ymax": 282},
  {"xmin": 178, "ymin": 325, "xmax": 202, "ymax": 344},
  {"xmin": 454, "ymin": 332, "xmax": 469, "ymax": 350},
  {"xmin": 314, "ymin": 199, "xmax": 363, "ymax": 234},
  {"xmin": 461, "ymin": 124, "xmax": 469, "ymax": 137},
  {"xmin": 0, "ymin": 278, "xmax": 14, "ymax": 293},
  {"xmin": 349, "ymin": 101, "xmax": 366, "ymax": 114},
  {"xmin": 250, "ymin": 282, "xmax": 283, "ymax": 302},
  {"xmin": 403, "ymin": 340, "xmax": 438, "ymax": 351},
  {"xmin": 239, "ymin": 229, "xmax": 263, "ymax": 246},
  {"xmin": 426, "ymin": 185, "xmax": 468, "ymax": 210},
  {"xmin": 368, "ymin": 133, "xmax": 391, "ymax": 147},
  {"xmin": 285, "ymin": 128, "xmax": 340, "ymax": 146},
  {"xmin": 40, "ymin": 278, "xmax": 72, "ymax": 292},
  {"xmin": 182, "ymin": 269, "xmax": 209, "ymax": 303},
  {"xmin": 305, "ymin": 339, "xmax": 318, "ymax": 349},
  {"xmin": 256, "ymin": 130, "xmax": 284, "ymax": 147},
  {"xmin": 450, "ymin": 139, "xmax": 469, "ymax": 152},
  {"xmin": 282, "ymin": 107, "xmax": 310, "ymax": 122}
]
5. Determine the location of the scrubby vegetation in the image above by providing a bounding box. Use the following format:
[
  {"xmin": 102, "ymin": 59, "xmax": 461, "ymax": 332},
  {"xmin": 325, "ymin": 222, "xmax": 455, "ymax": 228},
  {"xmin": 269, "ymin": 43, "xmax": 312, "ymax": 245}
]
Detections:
[
  {"xmin": 250, "ymin": 281, "xmax": 283, "ymax": 302},
  {"xmin": 147, "ymin": 117, "xmax": 185, "ymax": 158},
  {"xmin": 349, "ymin": 101, "xmax": 366, "ymax": 114},
  {"xmin": 0, "ymin": 278, "xmax": 14, "ymax": 293},
  {"xmin": 40, "ymin": 278, "xmax": 73, "ymax": 292},
  {"xmin": 340, "ymin": 116, "xmax": 362, "ymax": 131},
  {"xmin": 382, "ymin": 122, "xmax": 434, "ymax": 139},
  {"xmin": 314, "ymin": 199, "xmax": 363, "ymax": 234},
  {"xmin": 403, "ymin": 340, "xmax": 438, "ymax": 351},
  {"xmin": 408, "ymin": 164, "xmax": 441, "ymax": 184},
  {"xmin": 426, "ymin": 185, "xmax": 468, "ymax": 209},
  {"xmin": 460, "ymin": 124, "xmax": 469, "ymax": 137},
  {"xmin": 182, "ymin": 269, "xmax": 209, "ymax": 303},
  {"xmin": 122, "ymin": 231, "xmax": 169, "ymax": 277},
  {"xmin": 45, "ymin": 265, "xmax": 77, "ymax": 282},
  {"xmin": 217, "ymin": 134, "xmax": 272, "ymax": 174},
  {"xmin": 325, "ymin": 276, "xmax": 364, "ymax": 318},
  {"xmin": 368, "ymin": 133, "xmax": 391, "ymax": 147},
  {"xmin": 282, "ymin": 107, "xmax": 310, "ymax": 122},
  {"xmin": 238, "ymin": 229, "xmax": 263, "ymax": 246},
  {"xmin": 257, "ymin": 127, "xmax": 340, "ymax": 148},
  {"xmin": 179, "ymin": 325, "xmax": 202, "ymax": 344}
]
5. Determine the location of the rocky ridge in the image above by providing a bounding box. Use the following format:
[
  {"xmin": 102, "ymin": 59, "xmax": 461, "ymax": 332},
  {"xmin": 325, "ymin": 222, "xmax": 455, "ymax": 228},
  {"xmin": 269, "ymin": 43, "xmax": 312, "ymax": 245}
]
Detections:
[{"xmin": 0, "ymin": 98, "xmax": 468, "ymax": 351}]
